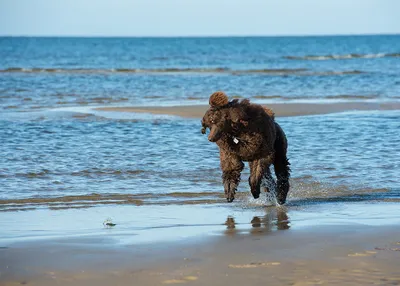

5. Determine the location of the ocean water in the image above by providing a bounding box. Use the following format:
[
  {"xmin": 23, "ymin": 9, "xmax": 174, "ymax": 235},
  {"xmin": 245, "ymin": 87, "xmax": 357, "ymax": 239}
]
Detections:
[
  {"xmin": 0, "ymin": 36, "xmax": 400, "ymax": 244},
  {"xmin": 1, "ymin": 35, "xmax": 400, "ymax": 111}
]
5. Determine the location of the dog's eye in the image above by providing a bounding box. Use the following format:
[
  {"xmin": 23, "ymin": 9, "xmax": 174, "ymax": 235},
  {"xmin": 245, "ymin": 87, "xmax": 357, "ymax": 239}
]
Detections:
[{"xmin": 211, "ymin": 120, "xmax": 215, "ymax": 124}]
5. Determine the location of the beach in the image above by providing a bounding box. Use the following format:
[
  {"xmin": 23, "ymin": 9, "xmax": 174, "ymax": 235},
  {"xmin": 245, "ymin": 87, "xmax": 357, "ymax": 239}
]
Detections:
[
  {"xmin": 2, "ymin": 222, "xmax": 400, "ymax": 285},
  {"xmin": 95, "ymin": 101, "xmax": 400, "ymax": 118},
  {"xmin": 1, "ymin": 36, "xmax": 400, "ymax": 285}
]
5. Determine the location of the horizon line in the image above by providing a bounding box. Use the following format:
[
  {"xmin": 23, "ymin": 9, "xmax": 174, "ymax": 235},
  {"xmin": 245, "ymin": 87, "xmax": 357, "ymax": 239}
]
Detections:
[{"xmin": 1, "ymin": 32, "xmax": 399, "ymax": 38}]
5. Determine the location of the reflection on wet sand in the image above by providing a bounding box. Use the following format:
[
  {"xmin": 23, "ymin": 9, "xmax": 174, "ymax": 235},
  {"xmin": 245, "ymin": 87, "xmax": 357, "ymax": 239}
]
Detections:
[{"xmin": 224, "ymin": 207, "xmax": 290, "ymax": 236}]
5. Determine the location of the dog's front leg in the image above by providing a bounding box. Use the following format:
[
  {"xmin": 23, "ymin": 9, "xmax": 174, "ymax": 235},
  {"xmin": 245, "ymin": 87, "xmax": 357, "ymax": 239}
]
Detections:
[{"xmin": 219, "ymin": 150, "xmax": 243, "ymax": 203}]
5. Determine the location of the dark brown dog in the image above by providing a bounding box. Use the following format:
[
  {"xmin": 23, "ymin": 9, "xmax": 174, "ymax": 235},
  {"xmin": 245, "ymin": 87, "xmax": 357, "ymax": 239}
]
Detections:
[{"xmin": 201, "ymin": 91, "xmax": 290, "ymax": 204}]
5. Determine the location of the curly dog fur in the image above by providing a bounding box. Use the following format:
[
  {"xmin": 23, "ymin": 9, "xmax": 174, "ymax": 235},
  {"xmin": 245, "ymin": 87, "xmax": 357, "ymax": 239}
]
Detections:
[{"xmin": 201, "ymin": 91, "xmax": 290, "ymax": 204}]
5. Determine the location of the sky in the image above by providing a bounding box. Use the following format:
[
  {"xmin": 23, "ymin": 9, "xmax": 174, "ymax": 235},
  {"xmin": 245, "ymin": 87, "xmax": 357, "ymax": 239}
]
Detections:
[{"xmin": 0, "ymin": 0, "xmax": 399, "ymax": 37}]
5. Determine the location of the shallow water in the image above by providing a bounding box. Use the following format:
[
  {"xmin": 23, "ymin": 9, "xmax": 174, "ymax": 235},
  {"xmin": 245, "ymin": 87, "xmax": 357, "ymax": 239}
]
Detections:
[
  {"xmin": 1, "ymin": 110, "xmax": 399, "ymax": 204},
  {"xmin": 1, "ymin": 36, "xmax": 399, "ymax": 244},
  {"xmin": 2, "ymin": 201, "xmax": 400, "ymax": 246},
  {"xmin": 1, "ymin": 108, "xmax": 400, "ymax": 243}
]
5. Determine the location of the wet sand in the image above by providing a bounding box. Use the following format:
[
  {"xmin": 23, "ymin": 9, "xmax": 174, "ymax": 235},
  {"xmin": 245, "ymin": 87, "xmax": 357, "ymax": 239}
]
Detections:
[
  {"xmin": 1, "ymin": 224, "xmax": 400, "ymax": 286},
  {"xmin": 95, "ymin": 101, "xmax": 400, "ymax": 118}
]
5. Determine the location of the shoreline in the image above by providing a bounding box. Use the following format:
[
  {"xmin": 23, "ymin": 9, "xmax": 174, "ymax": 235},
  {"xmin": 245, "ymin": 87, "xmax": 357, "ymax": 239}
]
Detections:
[
  {"xmin": 2, "ymin": 199, "xmax": 400, "ymax": 285},
  {"xmin": 1, "ymin": 223, "xmax": 400, "ymax": 285},
  {"xmin": 94, "ymin": 101, "xmax": 400, "ymax": 118}
]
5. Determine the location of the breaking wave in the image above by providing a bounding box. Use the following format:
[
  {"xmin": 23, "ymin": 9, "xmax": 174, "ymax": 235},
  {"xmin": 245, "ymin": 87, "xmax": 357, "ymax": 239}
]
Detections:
[
  {"xmin": 302, "ymin": 70, "xmax": 366, "ymax": 76},
  {"xmin": 0, "ymin": 176, "xmax": 396, "ymax": 212},
  {"xmin": 0, "ymin": 67, "xmax": 369, "ymax": 76},
  {"xmin": 0, "ymin": 168, "xmax": 149, "ymax": 179},
  {"xmin": 250, "ymin": 94, "xmax": 380, "ymax": 101},
  {"xmin": 0, "ymin": 192, "xmax": 225, "ymax": 212},
  {"xmin": 284, "ymin": 52, "xmax": 400, "ymax": 61},
  {"xmin": 0, "ymin": 67, "xmax": 306, "ymax": 74}
]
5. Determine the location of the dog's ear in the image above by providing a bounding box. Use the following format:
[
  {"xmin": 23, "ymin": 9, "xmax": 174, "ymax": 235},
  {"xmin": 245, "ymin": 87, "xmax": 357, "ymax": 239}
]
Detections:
[
  {"xmin": 209, "ymin": 91, "xmax": 229, "ymax": 107},
  {"xmin": 201, "ymin": 118, "xmax": 207, "ymax": 134}
]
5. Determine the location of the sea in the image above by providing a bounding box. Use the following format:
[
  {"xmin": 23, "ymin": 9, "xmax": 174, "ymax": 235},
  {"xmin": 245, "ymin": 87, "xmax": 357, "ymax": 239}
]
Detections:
[{"xmin": 0, "ymin": 35, "xmax": 400, "ymax": 245}]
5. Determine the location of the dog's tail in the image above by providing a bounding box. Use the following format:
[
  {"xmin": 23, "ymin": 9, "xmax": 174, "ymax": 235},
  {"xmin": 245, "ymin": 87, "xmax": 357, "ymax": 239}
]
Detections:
[{"xmin": 273, "ymin": 122, "xmax": 290, "ymax": 204}]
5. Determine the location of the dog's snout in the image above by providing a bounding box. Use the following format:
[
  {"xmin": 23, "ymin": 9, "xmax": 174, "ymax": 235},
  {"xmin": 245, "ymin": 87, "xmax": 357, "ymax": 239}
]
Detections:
[{"xmin": 207, "ymin": 126, "xmax": 221, "ymax": 142}]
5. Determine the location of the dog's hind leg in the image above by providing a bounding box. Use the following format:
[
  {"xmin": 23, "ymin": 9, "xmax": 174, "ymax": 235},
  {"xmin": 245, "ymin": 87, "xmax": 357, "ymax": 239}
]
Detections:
[
  {"xmin": 262, "ymin": 167, "xmax": 276, "ymax": 193},
  {"xmin": 273, "ymin": 123, "xmax": 291, "ymax": 205},
  {"xmin": 220, "ymin": 150, "xmax": 244, "ymax": 203},
  {"xmin": 248, "ymin": 156, "xmax": 273, "ymax": 199}
]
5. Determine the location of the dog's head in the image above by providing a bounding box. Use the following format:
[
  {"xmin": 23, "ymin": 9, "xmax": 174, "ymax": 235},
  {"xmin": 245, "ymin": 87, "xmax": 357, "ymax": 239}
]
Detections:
[
  {"xmin": 201, "ymin": 91, "xmax": 248, "ymax": 142},
  {"xmin": 201, "ymin": 107, "xmax": 230, "ymax": 142}
]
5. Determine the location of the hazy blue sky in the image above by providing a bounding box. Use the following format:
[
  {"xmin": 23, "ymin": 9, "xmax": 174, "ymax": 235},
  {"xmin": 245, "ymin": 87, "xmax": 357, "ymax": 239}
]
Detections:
[{"xmin": 0, "ymin": 0, "xmax": 399, "ymax": 36}]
